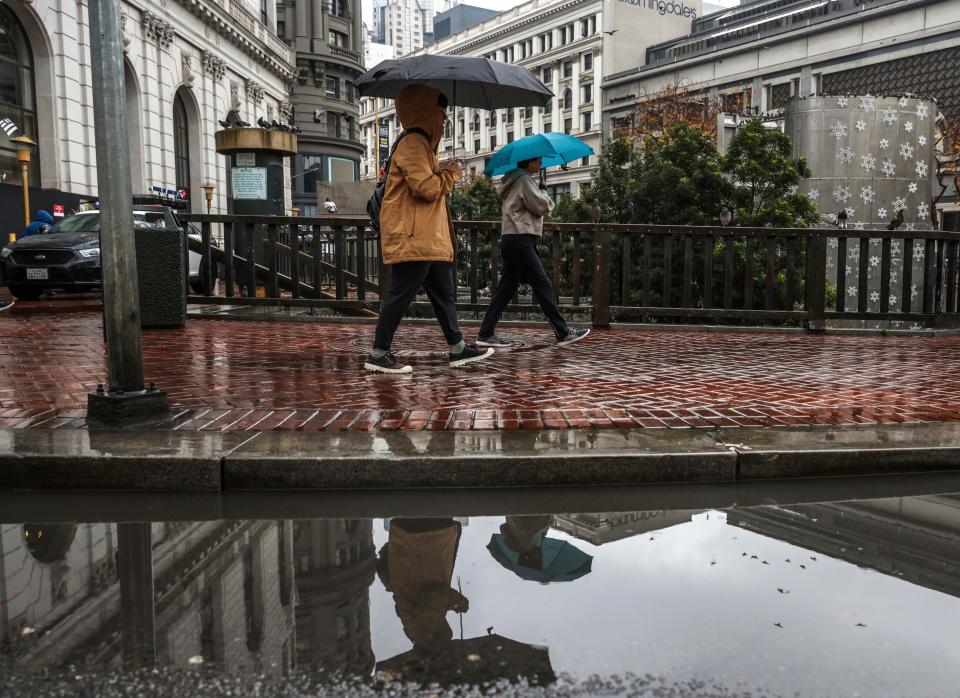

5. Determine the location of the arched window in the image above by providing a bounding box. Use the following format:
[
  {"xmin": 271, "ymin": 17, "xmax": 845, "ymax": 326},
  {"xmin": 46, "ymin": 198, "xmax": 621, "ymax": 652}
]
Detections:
[
  {"xmin": 172, "ymin": 91, "xmax": 190, "ymax": 194},
  {"xmin": 490, "ymin": 110, "xmax": 497, "ymax": 128},
  {"xmin": 0, "ymin": 5, "xmax": 37, "ymax": 184},
  {"xmin": 444, "ymin": 121, "xmax": 452, "ymax": 139},
  {"xmin": 472, "ymin": 113, "xmax": 480, "ymax": 132},
  {"xmin": 563, "ymin": 89, "xmax": 572, "ymax": 110}
]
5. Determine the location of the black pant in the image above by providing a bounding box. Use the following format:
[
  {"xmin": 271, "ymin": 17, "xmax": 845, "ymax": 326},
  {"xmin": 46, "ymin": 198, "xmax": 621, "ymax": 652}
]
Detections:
[
  {"xmin": 479, "ymin": 234, "xmax": 569, "ymax": 340},
  {"xmin": 374, "ymin": 261, "xmax": 463, "ymax": 351}
]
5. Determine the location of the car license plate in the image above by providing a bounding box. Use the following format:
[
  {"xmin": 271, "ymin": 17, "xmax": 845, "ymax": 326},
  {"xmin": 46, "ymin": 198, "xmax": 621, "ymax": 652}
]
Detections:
[{"xmin": 26, "ymin": 268, "xmax": 48, "ymax": 280}]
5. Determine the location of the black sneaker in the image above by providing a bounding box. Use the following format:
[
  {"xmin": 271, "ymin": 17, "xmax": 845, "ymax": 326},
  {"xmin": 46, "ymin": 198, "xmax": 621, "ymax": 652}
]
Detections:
[
  {"xmin": 557, "ymin": 328, "xmax": 590, "ymax": 346},
  {"xmin": 449, "ymin": 344, "xmax": 494, "ymax": 368},
  {"xmin": 363, "ymin": 352, "xmax": 412, "ymax": 374},
  {"xmin": 476, "ymin": 334, "xmax": 512, "ymax": 348}
]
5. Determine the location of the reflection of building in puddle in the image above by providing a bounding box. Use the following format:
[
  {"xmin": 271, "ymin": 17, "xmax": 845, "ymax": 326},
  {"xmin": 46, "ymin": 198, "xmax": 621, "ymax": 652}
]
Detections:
[
  {"xmin": 727, "ymin": 495, "xmax": 960, "ymax": 598},
  {"xmin": 0, "ymin": 521, "xmax": 296, "ymax": 674},
  {"xmin": 292, "ymin": 519, "xmax": 375, "ymax": 677},
  {"xmin": 553, "ymin": 510, "xmax": 701, "ymax": 546}
]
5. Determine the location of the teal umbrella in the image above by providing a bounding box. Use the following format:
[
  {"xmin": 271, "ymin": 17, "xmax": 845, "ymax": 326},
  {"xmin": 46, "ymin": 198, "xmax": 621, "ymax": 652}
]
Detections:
[
  {"xmin": 482, "ymin": 132, "xmax": 593, "ymax": 177},
  {"xmin": 487, "ymin": 532, "xmax": 592, "ymax": 583}
]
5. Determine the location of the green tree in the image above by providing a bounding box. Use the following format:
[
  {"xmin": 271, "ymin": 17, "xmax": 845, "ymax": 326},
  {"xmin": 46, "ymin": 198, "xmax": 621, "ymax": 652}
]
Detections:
[
  {"xmin": 722, "ymin": 118, "xmax": 818, "ymax": 228},
  {"xmin": 579, "ymin": 136, "xmax": 634, "ymax": 221},
  {"xmin": 449, "ymin": 175, "xmax": 501, "ymax": 221}
]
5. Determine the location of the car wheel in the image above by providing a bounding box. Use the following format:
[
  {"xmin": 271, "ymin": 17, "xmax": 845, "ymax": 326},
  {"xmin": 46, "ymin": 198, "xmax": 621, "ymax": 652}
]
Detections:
[
  {"xmin": 8, "ymin": 285, "xmax": 42, "ymax": 301},
  {"xmin": 190, "ymin": 260, "xmax": 218, "ymax": 295}
]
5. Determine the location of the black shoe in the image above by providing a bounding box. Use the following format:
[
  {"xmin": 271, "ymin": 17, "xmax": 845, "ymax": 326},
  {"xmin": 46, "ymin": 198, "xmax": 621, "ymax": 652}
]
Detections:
[
  {"xmin": 557, "ymin": 328, "xmax": 590, "ymax": 346},
  {"xmin": 476, "ymin": 334, "xmax": 512, "ymax": 348},
  {"xmin": 363, "ymin": 352, "xmax": 412, "ymax": 374},
  {"xmin": 449, "ymin": 344, "xmax": 494, "ymax": 368}
]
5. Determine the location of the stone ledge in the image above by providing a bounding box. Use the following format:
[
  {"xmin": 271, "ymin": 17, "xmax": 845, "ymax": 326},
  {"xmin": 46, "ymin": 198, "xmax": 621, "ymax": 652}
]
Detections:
[{"xmin": 2, "ymin": 424, "xmax": 960, "ymax": 491}]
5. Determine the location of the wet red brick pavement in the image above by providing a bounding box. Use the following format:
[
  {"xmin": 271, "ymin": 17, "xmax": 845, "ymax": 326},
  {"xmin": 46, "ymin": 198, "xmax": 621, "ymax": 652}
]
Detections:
[{"xmin": 3, "ymin": 299, "xmax": 960, "ymax": 431}]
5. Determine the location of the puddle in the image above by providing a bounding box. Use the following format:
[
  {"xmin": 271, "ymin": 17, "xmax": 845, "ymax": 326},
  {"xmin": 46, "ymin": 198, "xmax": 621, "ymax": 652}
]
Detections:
[{"xmin": 2, "ymin": 493, "xmax": 959, "ymax": 696}]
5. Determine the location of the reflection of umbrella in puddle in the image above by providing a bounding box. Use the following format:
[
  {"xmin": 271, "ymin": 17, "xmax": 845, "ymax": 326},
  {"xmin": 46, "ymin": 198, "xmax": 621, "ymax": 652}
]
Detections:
[
  {"xmin": 487, "ymin": 532, "xmax": 593, "ymax": 583},
  {"xmin": 375, "ymin": 634, "xmax": 555, "ymax": 688}
]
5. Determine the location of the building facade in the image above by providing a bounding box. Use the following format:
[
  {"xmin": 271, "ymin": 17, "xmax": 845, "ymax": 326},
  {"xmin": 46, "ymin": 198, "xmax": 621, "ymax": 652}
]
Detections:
[
  {"xmin": 602, "ymin": 0, "xmax": 960, "ymax": 222},
  {"xmin": 0, "ymin": 0, "xmax": 295, "ymax": 226},
  {"xmin": 429, "ymin": 4, "xmax": 499, "ymax": 43},
  {"xmin": 359, "ymin": 0, "xmax": 606, "ymax": 201},
  {"xmin": 372, "ymin": 0, "xmax": 426, "ymax": 57},
  {"xmin": 277, "ymin": 0, "xmax": 365, "ymax": 216}
]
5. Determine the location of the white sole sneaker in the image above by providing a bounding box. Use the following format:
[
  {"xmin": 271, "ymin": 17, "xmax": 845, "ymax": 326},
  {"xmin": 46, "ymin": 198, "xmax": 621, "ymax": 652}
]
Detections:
[
  {"xmin": 363, "ymin": 362, "xmax": 413, "ymax": 374},
  {"xmin": 476, "ymin": 338, "xmax": 512, "ymax": 348},
  {"xmin": 557, "ymin": 328, "xmax": 590, "ymax": 346},
  {"xmin": 449, "ymin": 347, "xmax": 495, "ymax": 368}
]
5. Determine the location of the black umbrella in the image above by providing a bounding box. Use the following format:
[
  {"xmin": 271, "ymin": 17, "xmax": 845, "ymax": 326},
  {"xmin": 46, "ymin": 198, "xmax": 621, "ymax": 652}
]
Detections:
[{"xmin": 355, "ymin": 55, "xmax": 553, "ymax": 110}]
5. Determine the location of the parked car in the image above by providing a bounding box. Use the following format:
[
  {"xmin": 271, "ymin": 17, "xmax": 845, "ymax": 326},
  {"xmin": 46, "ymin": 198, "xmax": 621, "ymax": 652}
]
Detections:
[{"xmin": 0, "ymin": 205, "xmax": 217, "ymax": 300}]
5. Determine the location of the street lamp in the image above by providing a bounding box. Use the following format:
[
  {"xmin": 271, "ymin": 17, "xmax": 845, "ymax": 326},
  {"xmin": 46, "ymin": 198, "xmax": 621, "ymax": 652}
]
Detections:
[
  {"xmin": 10, "ymin": 135, "xmax": 37, "ymax": 229},
  {"xmin": 200, "ymin": 182, "xmax": 216, "ymax": 213}
]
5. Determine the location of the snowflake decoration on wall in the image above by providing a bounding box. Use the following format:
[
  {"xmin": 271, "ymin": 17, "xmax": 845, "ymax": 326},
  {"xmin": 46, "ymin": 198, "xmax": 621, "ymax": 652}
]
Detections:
[
  {"xmin": 898, "ymin": 96, "xmax": 910, "ymax": 108},
  {"xmin": 854, "ymin": 221, "xmax": 865, "ymax": 230},
  {"xmin": 833, "ymin": 186, "xmax": 851, "ymax": 203},
  {"xmin": 911, "ymin": 284, "xmax": 919, "ymax": 299},
  {"xmin": 830, "ymin": 120, "xmax": 849, "ymax": 139},
  {"xmin": 893, "ymin": 196, "xmax": 907, "ymax": 211},
  {"xmin": 889, "ymin": 295, "xmax": 898, "ymax": 307},
  {"xmin": 890, "ymin": 239, "xmax": 900, "ymax": 253},
  {"xmin": 907, "ymin": 223, "xmax": 917, "ymax": 232},
  {"xmin": 917, "ymin": 201, "xmax": 930, "ymax": 219},
  {"xmin": 869, "ymin": 290, "xmax": 880, "ymax": 303},
  {"xmin": 860, "ymin": 154, "xmax": 876, "ymax": 171},
  {"xmin": 787, "ymin": 184, "xmax": 799, "ymax": 196},
  {"xmin": 849, "ymin": 246, "xmax": 860, "ymax": 260},
  {"xmin": 881, "ymin": 159, "xmax": 896, "ymax": 177},
  {"xmin": 859, "ymin": 186, "xmax": 876, "ymax": 204},
  {"xmin": 918, "ymin": 135, "xmax": 927, "ymax": 146},
  {"xmin": 904, "ymin": 121, "xmax": 914, "ymax": 133},
  {"xmin": 828, "ymin": 238, "xmax": 839, "ymax": 248},
  {"xmin": 908, "ymin": 182, "xmax": 918, "ymax": 193},
  {"xmin": 899, "ymin": 143, "xmax": 914, "ymax": 160},
  {"xmin": 879, "ymin": 109, "xmax": 898, "ymax": 125},
  {"xmin": 855, "ymin": 119, "xmax": 866, "ymax": 132},
  {"xmin": 859, "ymin": 95, "xmax": 876, "ymax": 112},
  {"xmin": 916, "ymin": 103, "xmax": 929, "ymax": 120},
  {"xmin": 807, "ymin": 189, "xmax": 819, "ymax": 201},
  {"xmin": 839, "ymin": 145, "xmax": 856, "ymax": 164},
  {"xmin": 912, "ymin": 243, "xmax": 924, "ymax": 260},
  {"xmin": 878, "ymin": 207, "xmax": 888, "ymax": 219},
  {"xmin": 837, "ymin": 96, "xmax": 849, "ymax": 108},
  {"xmin": 890, "ymin": 271, "xmax": 898, "ymax": 283},
  {"xmin": 879, "ymin": 138, "xmax": 890, "ymax": 150},
  {"xmin": 845, "ymin": 206, "xmax": 856, "ymax": 218},
  {"xmin": 847, "ymin": 285, "xmax": 858, "ymax": 297},
  {"xmin": 915, "ymin": 160, "xmax": 928, "ymax": 178}
]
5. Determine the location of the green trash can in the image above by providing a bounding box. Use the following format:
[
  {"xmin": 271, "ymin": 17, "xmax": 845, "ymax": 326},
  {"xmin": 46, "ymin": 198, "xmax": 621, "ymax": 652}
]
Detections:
[{"xmin": 135, "ymin": 225, "xmax": 186, "ymax": 328}]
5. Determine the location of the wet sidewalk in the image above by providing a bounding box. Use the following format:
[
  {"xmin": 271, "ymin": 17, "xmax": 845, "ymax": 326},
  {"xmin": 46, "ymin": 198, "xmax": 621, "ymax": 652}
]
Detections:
[{"xmin": 3, "ymin": 302, "xmax": 960, "ymax": 432}]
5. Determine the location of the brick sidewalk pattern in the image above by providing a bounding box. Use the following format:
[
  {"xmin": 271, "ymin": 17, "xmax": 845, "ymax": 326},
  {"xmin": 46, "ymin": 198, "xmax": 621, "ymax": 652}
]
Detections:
[{"xmin": 3, "ymin": 303, "xmax": 960, "ymax": 431}]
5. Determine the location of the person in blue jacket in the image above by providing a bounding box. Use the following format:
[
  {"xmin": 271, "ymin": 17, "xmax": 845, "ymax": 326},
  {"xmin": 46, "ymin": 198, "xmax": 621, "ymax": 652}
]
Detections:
[{"xmin": 23, "ymin": 210, "xmax": 53, "ymax": 237}]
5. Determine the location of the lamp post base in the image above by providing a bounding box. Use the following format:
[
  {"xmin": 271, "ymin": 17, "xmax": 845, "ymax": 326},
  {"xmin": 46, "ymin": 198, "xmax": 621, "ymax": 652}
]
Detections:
[{"xmin": 87, "ymin": 386, "xmax": 172, "ymax": 429}]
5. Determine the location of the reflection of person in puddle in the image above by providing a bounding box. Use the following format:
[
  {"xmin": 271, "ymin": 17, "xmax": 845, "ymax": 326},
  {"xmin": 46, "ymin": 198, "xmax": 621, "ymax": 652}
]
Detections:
[
  {"xmin": 500, "ymin": 515, "xmax": 552, "ymax": 570},
  {"xmin": 377, "ymin": 518, "xmax": 467, "ymax": 647}
]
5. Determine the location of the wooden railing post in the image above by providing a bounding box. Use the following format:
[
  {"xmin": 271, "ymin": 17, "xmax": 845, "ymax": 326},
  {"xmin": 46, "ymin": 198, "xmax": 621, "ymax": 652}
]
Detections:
[
  {"xmin": 592, "ymin": 224, "xmax": 611, "ymax": 327},
  {"xmin": 805, "ymin": 233, "xmax": 826, "ymax": 332}
]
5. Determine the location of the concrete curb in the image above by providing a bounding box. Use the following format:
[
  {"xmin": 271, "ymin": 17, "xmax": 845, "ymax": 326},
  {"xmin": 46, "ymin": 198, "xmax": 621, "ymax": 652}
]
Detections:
[{"xmin": 2, "ymin": 422, "xmax": 960, "ymax": 491}]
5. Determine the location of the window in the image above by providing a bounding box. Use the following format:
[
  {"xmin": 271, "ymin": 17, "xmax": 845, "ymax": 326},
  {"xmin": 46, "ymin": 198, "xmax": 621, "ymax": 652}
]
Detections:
[
  {"xmin": 506, "ymin": 108, "xmax": 514, "ymax": 124},
  {"xmin": 490, "ymin": 110, "xmax": 497, "ymax": 128},
  {"xmin": 507, "ymin": 131, "xmax": 514, "ymax": 143},
  {"xmin": 546, "ymin": 182, "xmax": 570, "ymax": 202},
  {"xmin": 581, "ymin": 156, "xmax": 590, "ymax": 167},
  {"xmin": 276, "ymin": 3, "xmax": 285, "ymax": 38},
  {"xmin": 327, "ymin": 112, "xmax": 341, "ymax": 138},
  {"xmin": 172, "ymin": 92, "xmax": 191, "ymax": 193},
  {"xmin": 490, "ymin": 135, "xmax": 497, "ymax": 150},
  {"xmin": 329, "ymin": 30, "xmax": 348, "ymax": 47},
  {"xmin": 563, "ymin": 61, "xmax": 573, "ymax": 78},
  {"xmin": 525, "ymin": 126, "xmax": 532, "ymax": 136},
  {"xmin": 329, "ymin": 0, "xmax": 347, "ymax": 16},
  {"xmin": 328, "ymin": 156, "xmax": 356, "ymax": 182},
  {"xmin": 581, "ymin": 112, "xmax": 592, "ymax": 131},
  {"xmin": 261, "ymin": 0, "xmax": 269, "ymax": 24},
  {"xmin": 563, "ymin": 117, "xmax": 571, "ymax": 134},
  {"xmin": 583, "ymin": 52, "xmax": 593, "ymax": 71},
  {"xmin": 325, "ymin": 76, "xmax": 340, "ymax": 99},
  {"xmin": 562, "ymin": 89, "xmax": 572, "ymax": 110},
  {"xmin": 301, "ymin": 155, "xmax": 322, "ymax": 193},
  {"xmin": 472, "ymin": 113, "xmax": 480, "ymax": 132},
  {"xmin": 346, "ymin": 83, "xmax": 354, "ymax": 103},
  {"xmin": 347, "ymin": 117, "xmax": 355, "ymax": 141},
  {"xmin": 542, "ymin": 66, "xmax": 552, "ymax": 83},
  {"xmin": 474, "ymin": 139, "xmax": 480, "ymax": 152},
  {"xmin": 543, "ymin": 121, "xmax": 551, "ymax": 132},
  {"xmin": 581, "ymin": 83, "xmax": 592, "ymax": 103}
]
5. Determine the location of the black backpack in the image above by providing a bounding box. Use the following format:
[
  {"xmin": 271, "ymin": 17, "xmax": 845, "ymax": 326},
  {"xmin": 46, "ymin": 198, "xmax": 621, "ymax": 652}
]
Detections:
[{"xmin": 367, "ymin": 127, "xmax": 429, "ymax": 232}]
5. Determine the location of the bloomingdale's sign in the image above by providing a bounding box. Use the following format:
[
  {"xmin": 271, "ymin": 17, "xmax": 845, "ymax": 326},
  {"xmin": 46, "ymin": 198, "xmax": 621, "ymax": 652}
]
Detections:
[{"xmin": 617, "ymin": 0, "xmax": 698, "ymax": 18}]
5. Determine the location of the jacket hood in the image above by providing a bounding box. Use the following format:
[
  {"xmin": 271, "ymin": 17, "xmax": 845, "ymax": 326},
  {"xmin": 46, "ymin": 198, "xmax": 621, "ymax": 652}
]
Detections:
[
  {"xmin": 34, "ymin": 210, "xmax": 54, "ymax": 224},
  {"xmin": 395, "ymin": 84, "xmax": 445, "ymax": 149},
  {"xmin": 498, "ymin": 168, "xmax": 527, "ymax": 198}
]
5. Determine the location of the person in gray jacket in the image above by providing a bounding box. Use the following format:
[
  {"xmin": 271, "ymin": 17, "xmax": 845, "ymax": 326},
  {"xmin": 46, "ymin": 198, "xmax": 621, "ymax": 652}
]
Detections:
[{"xmin": 476, "ymin": 157, "xmax": 590, "ymax": 347}]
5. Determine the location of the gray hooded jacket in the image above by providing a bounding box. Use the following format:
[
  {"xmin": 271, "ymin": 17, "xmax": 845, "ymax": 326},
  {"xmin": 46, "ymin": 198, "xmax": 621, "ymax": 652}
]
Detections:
[{"xmin": 499, "ymin": 168, "xmax": 554, "ymax": 237}]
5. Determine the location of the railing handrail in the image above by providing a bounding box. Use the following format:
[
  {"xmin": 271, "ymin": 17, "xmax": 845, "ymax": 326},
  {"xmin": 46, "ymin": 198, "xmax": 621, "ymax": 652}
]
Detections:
[{"xmin": 180, "ymin": 214, "xmax": 960, "ymax": 241}]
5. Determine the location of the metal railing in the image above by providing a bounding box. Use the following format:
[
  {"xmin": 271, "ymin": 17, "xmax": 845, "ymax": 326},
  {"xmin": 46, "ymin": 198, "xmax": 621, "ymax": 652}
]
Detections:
[{"xmin": 181, "ymin": 214, "xmax": 960, "ymax": 329}]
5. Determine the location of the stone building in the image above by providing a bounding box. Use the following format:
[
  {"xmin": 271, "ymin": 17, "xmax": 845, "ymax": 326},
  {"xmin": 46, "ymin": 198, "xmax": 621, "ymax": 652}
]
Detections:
[
  {"xmin": 0, "ymin": 0, "xmax": 295, "ymax": 227},
  {"xmin": 277, "ymin": 0, "xmax": 365, "ymax": 216},
  {"xmin": 372, "ymin": 0, "xmax": 425, "ymax": 57}
]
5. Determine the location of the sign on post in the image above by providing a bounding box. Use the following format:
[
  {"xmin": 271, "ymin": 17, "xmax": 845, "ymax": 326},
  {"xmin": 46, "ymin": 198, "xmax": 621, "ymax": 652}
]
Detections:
[{"xmin": 231, "ymin": 167, "xmax": 268, "ymax": 200}]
